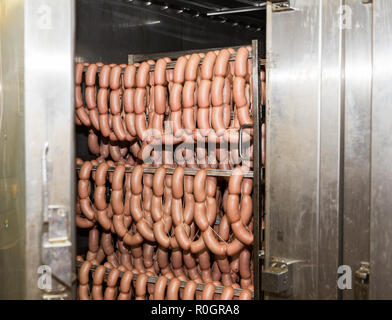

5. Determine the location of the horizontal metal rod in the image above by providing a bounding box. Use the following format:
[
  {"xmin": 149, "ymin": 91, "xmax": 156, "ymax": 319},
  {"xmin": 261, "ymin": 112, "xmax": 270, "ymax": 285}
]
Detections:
[
  {"xmin": 207, "ymin": 5, "xmax": 266, "ymax": 16},
  {"xmin": 76, "ymin": 163, "xmax": 254, "ymax": 178},
  {"xmin": 82, "ymin": 54, "xmax": 265, "ymax": 73},
  {"xmin": 130, "ymin": 44, "xmax": 247, "ymax": 63},
  {"xmin": 76, "ymin": 260, "xmax": 254, "ymax": 298}
]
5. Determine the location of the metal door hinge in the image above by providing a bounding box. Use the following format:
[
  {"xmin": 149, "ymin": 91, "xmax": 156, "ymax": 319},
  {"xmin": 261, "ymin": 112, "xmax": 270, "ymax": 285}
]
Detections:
[
  {"xmin": 354, "ymin": 262, "xmax": 370, "ymax": 300},
  {"xmin": 262, "ymin": 258, "xmax": 297, "ymax": 296},
  {"xmin": 270, "ymin": 1, "xmax": 294, "ymax": 13}
]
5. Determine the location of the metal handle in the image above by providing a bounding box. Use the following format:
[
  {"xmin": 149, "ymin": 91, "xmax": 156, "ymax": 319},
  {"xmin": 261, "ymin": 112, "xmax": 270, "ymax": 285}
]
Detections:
[
  {"xmin": 239, "ymin": 124, "xmax": 253, "ymax": 162},
  {"xmin": 42, "ymin": 142, "xmax": 49, "ymax": 222}
]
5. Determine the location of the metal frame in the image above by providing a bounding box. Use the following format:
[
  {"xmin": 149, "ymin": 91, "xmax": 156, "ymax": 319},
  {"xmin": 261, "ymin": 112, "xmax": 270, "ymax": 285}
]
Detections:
[{"xmin": 251, "ymin": 39, "xmax": 262, "ymax": 300}]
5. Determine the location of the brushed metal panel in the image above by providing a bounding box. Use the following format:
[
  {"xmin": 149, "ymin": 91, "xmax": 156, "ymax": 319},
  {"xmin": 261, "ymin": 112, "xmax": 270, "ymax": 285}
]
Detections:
[
  {"xmin": 0, "ymin": 0, "xmax": 26, "ymax": 300},
  {"xmin": 265, "ymin": 0, "xmax": 343, "ymax": 299},
  {"xmin": 318, "ymin": 0, "xmax": 343, "ymax": 300},
  {"xmin": 24, "ymin": 0, "xmax": 75, "ymax": 299},
  {"xmin": 369, "ymin": 0, "xmax": 392, "ymax": 300},
  {"xmin": 342, "ymin": 0, "xmax": 372, "ymax": 300}
]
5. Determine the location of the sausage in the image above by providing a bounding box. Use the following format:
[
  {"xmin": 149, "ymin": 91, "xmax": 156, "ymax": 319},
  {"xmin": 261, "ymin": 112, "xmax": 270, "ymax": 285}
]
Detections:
[
  {"xmin": 154, "ymin": 85, "xmax": 167, "ymax": 115},
  {"xmin": 193, "ymin": 169, "xmax": 207, "ymax": 202},
  {"xmin": 234, "ymin": 47, "xmax": 249, "ymax": 78},
  {"xmin": 239, "ymin": 288, "xmax": 252, "ymax": 300},
  {"xmin": 183, "ymin": 280, "xmax": 197, "ymax": 300},
  {"xmin": 226, "ymin": 194, "xmax": 240, "ymax": 224},
  {"xmin": 153, "ymin": 276, "xmax": 168, "ymax": 300},
  {"xmin": 135, "ymin": 273, "xmax": 148, "ymax": 300},
  {"xmin": 201, "ymin": 52, "xmax": 217, "ymax": 80},
  {"xmin": 124, "ymin": 64, "xmax": 136, "ymax": 88},
  {"xmin": 231, "ymin": 220, "xmax": 254, "ymax": 245},
  {"xmin": 118, "ymin": 271, "xmax": 133, "ymax": 300},
  {"xmin": 91, "ymin": 265, "xmax": 105, "ymax": 300},
  {"xmin": 182, "ymin": 81, "xmax": 196, "ymax": 109},
  {"xmin": 201, "ymin": 282, "xmax": 215, "ymax": 300},
  {"xmin": 136, "ymin": 62, "xmax": 150, "ymax": 88},
  {"xmin": 87, "ymin": 130, "xmax": 100, "ymax": 155},
  {"xmin": 221, "ymin": 286, "xmax": 234, "ymax": 300},
  {"xmin": 110, "ymin": 66, "xmax": 122, "ymax": 90},
  {"xmin": 202, "ymin": 227, "xmax": 226, "ymax": 256},
  {"xmin": 75, "ymin": 63, "xmax": 84, "ymax": 85},
  {"xmin": 85, "ymin": 87, "xmax": 97, "ymax": 110},
  {"xmin": 226, "ymin": 237, "xmax": 245, "ymax": 256},
  {"xmin": 214, "ymin": 49, "xmax": 230, "ymax": 77},
  {"xmin": 167, "ymin": 277, "xmax": 181, "ymax": 300},
  {"xmin": 88, "ymin": 228, "xmax": 100, "ymax": 253},
  {"xmin": 104, "ymin": 268, "xmax": 120, "ymax": 300},
  {"xmin": 99, "ymin": 65, "xmax": 111, "ymax": 88},
  {"xmin": 173, "ymin": 56, "xmax": 188, "ymax": 84},
  {"xmin": 197, "ymin": 79, "xmax": 211, "ymax": 109},
  {"xmin": 239, "ymin": 248, "xmax": 252, "ymax": 288},
  {"xmin": 78, "ymin": 260, "xmax": 92, "ymax": 286}
]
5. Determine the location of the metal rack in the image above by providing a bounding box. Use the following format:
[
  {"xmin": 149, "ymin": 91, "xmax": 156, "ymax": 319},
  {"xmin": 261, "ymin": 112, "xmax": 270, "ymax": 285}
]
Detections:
[
  {"xmin": 82, "ymin": 49, "xmax": 265, "ymax": 73},
  {"xmin": 75, "ymin": 260, "xmax": 254, "ymax": 299},
  {"xmin": 77, "ymin": 40, "xmax": 263, "ymax": 299},
  {"xmin": 76, "ymin": 163, "xmax": 254, "ymax": 178}
]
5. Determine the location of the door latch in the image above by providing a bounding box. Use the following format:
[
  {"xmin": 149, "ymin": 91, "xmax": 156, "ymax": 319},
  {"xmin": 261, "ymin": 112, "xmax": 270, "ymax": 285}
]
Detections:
[
  {"xmin": 42, "ymin": 205, "xmax": 72, "ymax": 294},
  {"xmin": 262, "ymin": 258, "xmax": 295, "ymax": 296},
  {"xmin": 354, "ymin": 262, "xmax": 370, "ymax": 300},
  {"xmin": 41, "ymin": 143, "xmax": 73, "ymax": 296}
]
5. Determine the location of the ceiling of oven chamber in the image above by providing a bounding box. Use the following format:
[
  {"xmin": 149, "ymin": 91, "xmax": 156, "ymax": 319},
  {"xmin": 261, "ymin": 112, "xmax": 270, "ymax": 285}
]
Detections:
[{"xmin": 75, "ymin": 0, "xmax": 266, "ymax": 64}]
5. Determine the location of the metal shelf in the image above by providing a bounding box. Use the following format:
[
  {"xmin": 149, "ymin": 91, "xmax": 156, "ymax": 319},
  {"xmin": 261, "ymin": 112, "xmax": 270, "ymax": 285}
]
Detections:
[
  {"xmin": 76, "ymin": 260, "xmax": 254, "ymax": 299},
  {"xmin": 76, "ymin": 163, "xmax": 254, "ymax": 178}
]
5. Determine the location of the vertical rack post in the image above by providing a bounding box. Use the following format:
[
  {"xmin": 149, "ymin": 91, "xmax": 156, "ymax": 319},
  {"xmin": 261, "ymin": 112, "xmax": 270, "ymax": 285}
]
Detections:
[{"xmin": 251, "ymin": 39, "xmax": 262, "ymax": 299}]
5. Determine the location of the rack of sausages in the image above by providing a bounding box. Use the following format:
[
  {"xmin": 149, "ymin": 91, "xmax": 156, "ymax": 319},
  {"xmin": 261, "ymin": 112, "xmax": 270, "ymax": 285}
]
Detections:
[
  {"xmin": 75, "ymin": 45, "xmax": 266, "ymax": 167},
  {"xmin": 76, "ymin": 162, "xmax": 255, "ymax": 300},
  {"xmin": 75, "ymin": 42, "xmax": 265, "ymax": 300}
]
